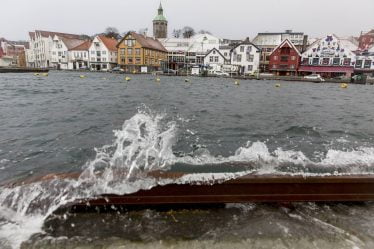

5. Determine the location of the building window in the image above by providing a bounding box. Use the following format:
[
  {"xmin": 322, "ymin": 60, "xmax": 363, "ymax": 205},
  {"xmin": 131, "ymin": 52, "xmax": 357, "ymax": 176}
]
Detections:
[
  {"xmin": 265, "ymin": 55, "xmax": 270, "ymax": 61},
  {"xmin": 290, "ymin": 64, "xmax": 295, "ymax": 69},
  {"xmin": 128, "ymin": 58, "xmax": 133, "ymax": 64},
  {"xmin": 247, "ymin": 65, "xmax": 253, "ymax": 71},
  {"xmin": 127, "ymin": 48, "xmax": 133, "ymax": 55},
  {"xmin": 209, "ymin": 56, "xmax": 213, "ymax": 62},
  {"xmin": 273, "ymin": 56, "xmax": 278, "ymax": 60},
  {"xmin": 240, "ymin": 46, "xmax": 244, "ymax": 52},
  {"xmin": 135, "ymin": 48, "xmax": 141, "ymax": 55},
  {"xmin": 280, "ymin": 56, "xmax": 288, "ymax": 62},
  {"xmin": 237, "ymin": 54, "xmax": 242, "ymax": 62},
  {"xmin": 364, "ymin": 60, "xmax": 372, "ymax": 69},
  {"xmin": 312, "ymin": 58, "xmax": 319, "ymax": 65},
  {"xmin": 333, "ymin": 58, "xmax": 340, "ymax": 65},
  {"xmin": 91, "ymin": 51, "xmax": 95, "ymax": 55},
  {"xmin": 121, "ymin": 57, "xmax": 125, "ymax": 63},
  {"xmin": 102, "ymin": 58, "xmax": 106, "ymax": 62},
  {"xmin": 102, "ymin": 64, "xmax": 107, "ymax": 69},
  {"xmin": 247, "ymin": 54, "xmax": 254, "ymax": 62},
  {"xmin": 291, "ymin": 56, "xmax": 296, "ymax": 60},
  {"xmin": 343, "ymin": 58, "xmax": 351, "ymax": 66},
  {"xmin": 126, "ymin": 40, "xmax": 135, "ymax": 47},
  {"xmin": 96, "ymin": 51, "xmax": 101, "ymax": 57},
  {"xmin": 136, "ymin": 57, "xmax": 141, "ymax": 64},
  {"xmin": 102, "ymin": 51, "xmax": 106, "ymax": 55},
  {"xmin": 355, "ymin": 60, "xmax": 363, "ymax": 68},
  {"xmin": 120, "ymin": 48, "xmax": 125, "ymax": 55},
  {"xmin": 272, "ymin": 64, "xmax": 277, "ymax": 69},
  {"xmin": 266, "ymin": 48, "xmax": 273, "ymax": 52},
  {"xmin": 214, "ymin": 56, "xmax": 219, "ymax": 62},
  {"xmin": 322, "ymin": 58, "xmax": 330, "ymax": 65}
]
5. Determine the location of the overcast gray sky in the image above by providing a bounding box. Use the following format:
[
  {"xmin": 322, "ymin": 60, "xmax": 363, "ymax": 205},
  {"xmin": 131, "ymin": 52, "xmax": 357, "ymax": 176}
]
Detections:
[{"xmin": 1, "ymin": 0, "xmax": 374, "ymax": 41}]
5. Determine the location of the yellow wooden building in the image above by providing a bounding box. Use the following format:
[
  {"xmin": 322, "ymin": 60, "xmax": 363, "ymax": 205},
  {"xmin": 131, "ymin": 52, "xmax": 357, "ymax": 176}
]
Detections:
[{"xmin": 116, "ymin": 32, "xmax": 168, "ymax": 72}]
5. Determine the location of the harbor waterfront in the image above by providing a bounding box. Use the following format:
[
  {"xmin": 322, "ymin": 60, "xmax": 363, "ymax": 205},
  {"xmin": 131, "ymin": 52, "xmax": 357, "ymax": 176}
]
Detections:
[{"xmin": 1, "ymin": 71, "xmax": 374, "ymax": 248}]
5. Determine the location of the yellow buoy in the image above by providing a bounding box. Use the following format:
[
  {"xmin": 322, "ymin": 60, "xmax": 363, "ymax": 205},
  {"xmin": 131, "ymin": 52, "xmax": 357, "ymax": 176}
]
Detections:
[
  {"xmin": 34, "ymin": 73, "xmax": 39, "ymax": 76},
  {"xmin": 275, "ymin": 83, "xmax": 281, "ymax": 87},
  {"xmin": 234, "ymin": 80, "xmax": 240, "ymax": 85},
  {"xmin": 125, "ymin": 76, "xmax": 131, "ymax": 81},
  {"xmin": 340, "ymin": 83, "xmax": 348, "ymax": 89},
  {"xmin": 42, "ymin": 73, "xmax": 48, "ymax": 76},
  {"xmin": 80, "ymin": 75, "xmax": 85, "ymax": 78}
]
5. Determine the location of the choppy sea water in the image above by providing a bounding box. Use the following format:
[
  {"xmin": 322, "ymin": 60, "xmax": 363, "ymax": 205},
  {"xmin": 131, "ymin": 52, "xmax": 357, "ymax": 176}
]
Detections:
[{"xmin": 1, "ymin": 71, "xmax": 374, "ymax": 248}]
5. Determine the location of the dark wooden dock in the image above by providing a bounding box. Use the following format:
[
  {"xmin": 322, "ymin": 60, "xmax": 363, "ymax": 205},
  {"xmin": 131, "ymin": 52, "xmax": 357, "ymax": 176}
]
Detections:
[{"xmin": 72, "ymin": 174, "xmax": 374, "ymax": 207}]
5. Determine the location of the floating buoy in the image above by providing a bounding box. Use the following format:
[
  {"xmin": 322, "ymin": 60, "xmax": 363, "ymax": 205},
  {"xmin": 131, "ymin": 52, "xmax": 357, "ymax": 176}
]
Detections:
[
  {"xmin": 34, "ymin": 73, "xmax": 39, "ymax": 76},
  {"xmin": 125, "ymin": 76, "xmax": 131, "ymax": 81},
  {"xmin": 80, "ymin": 75, "xmax": 85, "ymax": 78},
  {"xmin": 340, "ymin": 83, "xmax": 348, "ymax": 89},
  {"xmin": 42, "ymin": 73, "xmax": 48, "ymax": 77},
  {"xmin": 275, "ymin": 83, "xmax": 281, "ymax": 87},
  {"xmin": 234, "ymin": 80, "xmax": 240, "ymax": 85},
  {"xmin": 185, "ymin": 79, "xmax": 190, "ymax": 82},
  {"xmin": 156, "ymin": 78, "xmax": 161, "ymax": 82}
]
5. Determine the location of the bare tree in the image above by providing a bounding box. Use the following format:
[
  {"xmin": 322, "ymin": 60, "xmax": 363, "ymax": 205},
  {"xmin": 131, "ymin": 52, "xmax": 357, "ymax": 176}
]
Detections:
[
  {"xmin": 182, "ymin": 26, "xmax": 195, "ymax": 38},
  {"xmin": 104, "ymin": 27, "xmax": 121, "ymax": 39},
  {"xmin": 198, "ymin": 30, "xmax": 212, "ymax": 35},
  {"xmin": 172, "ymin": 29, "xmax": 182, "ymax": 38}
]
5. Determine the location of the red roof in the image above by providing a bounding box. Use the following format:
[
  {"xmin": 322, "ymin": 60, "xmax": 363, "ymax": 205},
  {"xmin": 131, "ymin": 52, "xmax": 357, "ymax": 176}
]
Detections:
[
  {"xmin": 299, "ymin": 66, "xmax": 354, "ymax": 73},
  {"xmin": 70, "ymin": 40, "xmax": 92, "ymax": 51},
  {"xmin": 98, "ymin": 35, "xmax": 118, "ymax": 51}
]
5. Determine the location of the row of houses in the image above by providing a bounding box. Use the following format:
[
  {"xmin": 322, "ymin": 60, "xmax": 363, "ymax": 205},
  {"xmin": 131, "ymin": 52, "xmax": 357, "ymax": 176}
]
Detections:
[{"xmin": 23, "ymin": 28, "xmax": 374, "ymax": 78}]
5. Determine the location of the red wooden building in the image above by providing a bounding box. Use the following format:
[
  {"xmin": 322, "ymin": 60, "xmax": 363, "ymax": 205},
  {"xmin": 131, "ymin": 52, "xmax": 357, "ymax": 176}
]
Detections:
[
  {"xmin": 269, "ymin": 39, "xmax": 301, "ymax": 76},
  {"xmin": 358, "ymin": 30, "xmax": 374, "ymax": 51}
]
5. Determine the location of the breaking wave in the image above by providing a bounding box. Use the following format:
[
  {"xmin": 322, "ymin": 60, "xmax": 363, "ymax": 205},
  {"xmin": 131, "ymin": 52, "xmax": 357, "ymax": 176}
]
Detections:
[{"xmin": 1, "ymin": 108, "xmax": 374, "ymax": 248}]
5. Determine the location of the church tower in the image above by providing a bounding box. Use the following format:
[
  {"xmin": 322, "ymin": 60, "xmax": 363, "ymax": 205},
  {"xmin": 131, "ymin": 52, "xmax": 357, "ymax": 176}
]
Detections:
[{"xmin": 153, "ymin": 2, "xmax": 168, "ymax": 39}]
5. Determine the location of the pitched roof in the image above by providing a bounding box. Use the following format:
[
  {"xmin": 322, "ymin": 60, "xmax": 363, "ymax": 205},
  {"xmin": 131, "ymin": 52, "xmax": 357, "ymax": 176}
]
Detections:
[
  {"xmin": 60, "ymin": 37, "xmax": 87, "ymax": 50},
  {"xmin": 204, "ymin": 48, "xmax": 228, "ymax": 61},
  {"xmin": 35, "ymin": 30, "xmax": 82, "ymax": 39},
  {"xmin": 118, "ymin": 32, "xmax": 168, "ymax": 52},
  {"xmin": 232, "ymin": 37, "xmax": 260, "ymax": 51},
  {"xmin": 270, "ymin": 39, "xmax": 301, "ymax": 56},
  {"xmin": 98, "ymin": 35, "xmax": 118, "ymax": 51},
  {"xmin": 70, "ymin": 40, "xmax": 92, "ymax": 51}
]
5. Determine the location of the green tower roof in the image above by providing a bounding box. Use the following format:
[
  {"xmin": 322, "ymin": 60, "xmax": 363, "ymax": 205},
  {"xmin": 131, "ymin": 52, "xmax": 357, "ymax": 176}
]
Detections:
[{"xmin": 153, "ymin": 2, "xmax": 167, "ymax": 22}]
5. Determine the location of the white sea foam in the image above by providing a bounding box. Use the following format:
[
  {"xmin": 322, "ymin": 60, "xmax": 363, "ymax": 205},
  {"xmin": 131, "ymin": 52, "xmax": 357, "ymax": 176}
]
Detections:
[{"xmin": 1, "ymin": 109, "xmax": 374, "ymax": 248}]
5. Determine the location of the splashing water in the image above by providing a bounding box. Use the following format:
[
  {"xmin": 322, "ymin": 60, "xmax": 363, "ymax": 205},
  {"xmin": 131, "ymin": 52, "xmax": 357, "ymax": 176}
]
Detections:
[{"xmin": 1, "ymin": 109, "xmax": 374, "ymax": 248}]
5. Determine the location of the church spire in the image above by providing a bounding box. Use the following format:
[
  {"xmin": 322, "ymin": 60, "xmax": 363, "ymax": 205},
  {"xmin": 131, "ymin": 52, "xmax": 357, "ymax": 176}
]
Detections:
[{"xmin": 158, "ymin": 2, "xmax": 163, "ymax": 15}]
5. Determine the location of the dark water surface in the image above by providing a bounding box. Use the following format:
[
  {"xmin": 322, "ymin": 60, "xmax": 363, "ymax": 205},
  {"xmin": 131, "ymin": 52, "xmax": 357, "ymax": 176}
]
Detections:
[{"xmin": 1, "ymin": 71, "xmax": 374, "ymax": 248}]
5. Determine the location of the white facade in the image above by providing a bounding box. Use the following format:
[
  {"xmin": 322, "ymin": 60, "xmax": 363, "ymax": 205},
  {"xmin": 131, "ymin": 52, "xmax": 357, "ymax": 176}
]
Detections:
[
  {"xmin": 68, "ymin": 48, "xmax": 89, "ymax": 70},
  {"xmin": 30, "ymin": 33, "xmax": 53, "ymax": 68},
  {"xmin": 51, "ymin": 35, "xmax": 69, "ymax": 70},
  {"xmin": 230, "ymin": 41, "xmax": 261, "ymax": 75},
  {"xmin": 203, "ymin": 48, "xmax": 228, "ymax": 71},
  {"xmin": 51, "ymin": 35, "xmax": 87, "ymax": 70},
  {"xmin": 88, "ymin": 36, "xmax": 118, "ymax": 71},
  {"xmin": 160, "ymin": 34, "xmax": 220, "ymax": 65},
  {"xmin": 301, "ymin": 34, "xmax": 357, "ymax": 67},
  {"xmin": 355, "ymin": 52, "xmax": 374, "ymax": 73}
]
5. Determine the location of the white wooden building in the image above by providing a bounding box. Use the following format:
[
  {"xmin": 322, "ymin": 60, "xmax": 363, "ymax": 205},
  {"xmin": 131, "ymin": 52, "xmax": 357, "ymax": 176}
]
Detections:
[
  {"xmin": 203, "ymin": 48, "xmax": 228, "ymax": 71},
  {"xmin": 88, "ymin": 35, "xmax": 118, "ymax": 71},
  {"xmin": 230, "ymin": 38, "xmax": 261, "ymax": 75}
]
